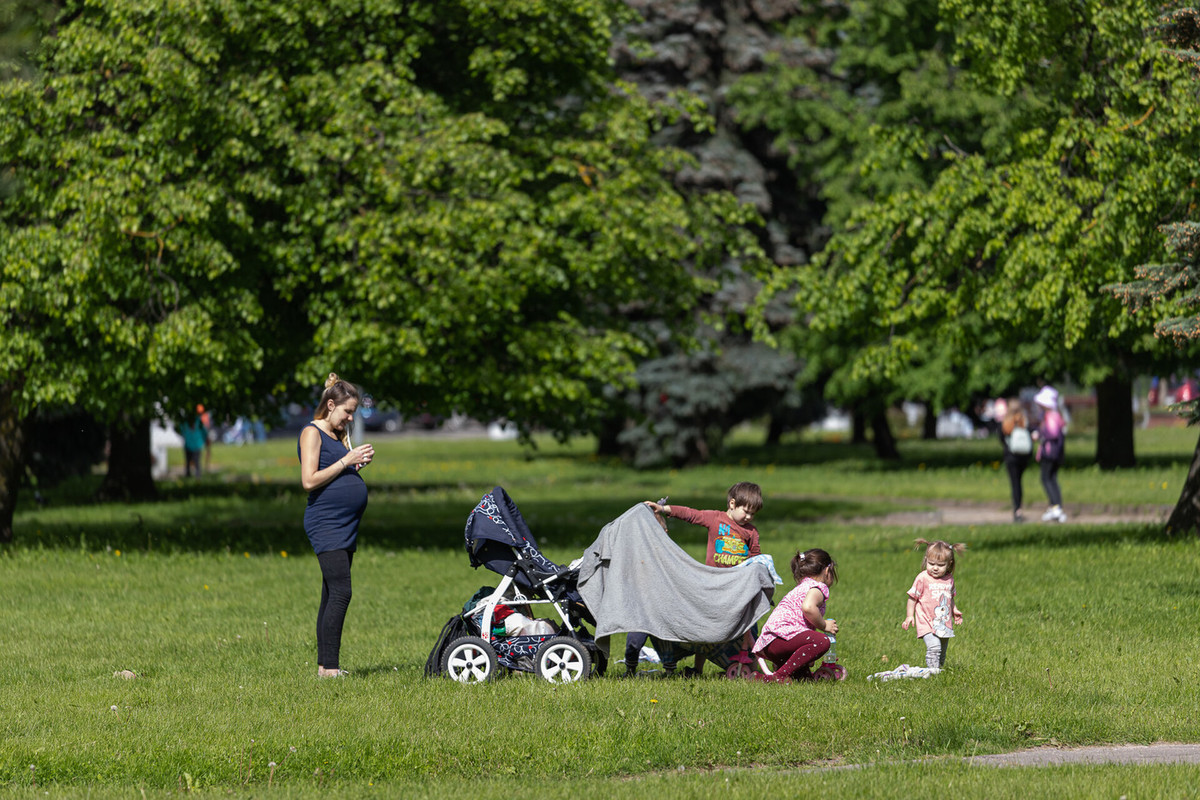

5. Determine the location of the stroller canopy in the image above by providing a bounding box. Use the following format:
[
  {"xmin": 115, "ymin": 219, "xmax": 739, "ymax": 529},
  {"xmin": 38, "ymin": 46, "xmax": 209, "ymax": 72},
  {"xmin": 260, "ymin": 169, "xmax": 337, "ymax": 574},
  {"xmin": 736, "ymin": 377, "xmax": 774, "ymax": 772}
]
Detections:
[
  {"xmin": 575, "ymin": 503, "xmax": 775, "ymax": 644},
  {"xmin": 464, "ymin": 487, "xmax": 566, "ymax": 590}
]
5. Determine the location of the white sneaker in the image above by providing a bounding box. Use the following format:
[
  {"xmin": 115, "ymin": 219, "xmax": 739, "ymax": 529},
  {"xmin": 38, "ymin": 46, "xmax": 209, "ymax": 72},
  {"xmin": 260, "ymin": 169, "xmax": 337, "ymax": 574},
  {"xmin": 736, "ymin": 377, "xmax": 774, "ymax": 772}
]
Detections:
[{"xmin": 1041, "ymin": 505, "xmax": 1066, "ymax": 522}]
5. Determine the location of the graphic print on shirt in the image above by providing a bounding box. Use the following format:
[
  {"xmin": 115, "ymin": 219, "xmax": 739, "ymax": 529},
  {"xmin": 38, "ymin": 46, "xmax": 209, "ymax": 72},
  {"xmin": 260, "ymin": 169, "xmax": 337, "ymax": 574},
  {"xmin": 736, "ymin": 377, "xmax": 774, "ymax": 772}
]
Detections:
[
  {"xmin": 931, "ymin": 594, "xmax": 955, "ymax": 638},
  {"xmin": 713, "ymin": 523, "xmax": 749, "ymax": 566}
]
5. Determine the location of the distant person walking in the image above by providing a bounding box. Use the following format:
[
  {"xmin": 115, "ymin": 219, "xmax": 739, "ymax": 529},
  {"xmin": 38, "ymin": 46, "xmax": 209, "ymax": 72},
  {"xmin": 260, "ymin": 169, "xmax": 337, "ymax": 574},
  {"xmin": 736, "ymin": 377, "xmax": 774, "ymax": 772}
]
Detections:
[
  {"xmin": 179, "ymin": 405, "xmax": 209, "ymax": 478},
  {"xmin": 998, "ymin": 398, "xmax": 1033, "ymax": 522},
  {"xmin": 1033, "ymin": 385, "xmax": 1067, "ymax": 522},
  {"xmin": 299, "ymin": 373, "xmax": 375, "ymax": 677}
]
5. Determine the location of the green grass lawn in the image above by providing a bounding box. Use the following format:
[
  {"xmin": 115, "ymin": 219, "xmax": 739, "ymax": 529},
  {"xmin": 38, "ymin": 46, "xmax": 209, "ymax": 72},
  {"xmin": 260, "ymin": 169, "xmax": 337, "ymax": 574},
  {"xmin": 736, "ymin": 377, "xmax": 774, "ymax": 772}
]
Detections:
[{"xmin": 4, "ymin": 425, "xmax": 1200, "ymax": 797}]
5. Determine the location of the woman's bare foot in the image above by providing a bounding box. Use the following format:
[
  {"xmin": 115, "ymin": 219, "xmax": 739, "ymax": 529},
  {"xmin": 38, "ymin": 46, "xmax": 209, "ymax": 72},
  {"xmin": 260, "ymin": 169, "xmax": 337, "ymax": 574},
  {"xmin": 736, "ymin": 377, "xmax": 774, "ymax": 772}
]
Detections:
[{"xmin": 317, "ymin": 666, "xmax": 348, "ymax": 678}]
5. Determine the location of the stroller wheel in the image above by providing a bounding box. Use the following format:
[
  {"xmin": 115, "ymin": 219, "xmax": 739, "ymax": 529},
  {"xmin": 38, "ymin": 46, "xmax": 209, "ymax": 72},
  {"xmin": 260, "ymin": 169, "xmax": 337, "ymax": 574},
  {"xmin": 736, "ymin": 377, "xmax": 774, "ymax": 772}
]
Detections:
[
  {"xmin": 442, "ymin": 636, "xmax": 499, "ymax": 684},
  {"xmin": 535, "ymin": 636, "xmax": 592, "ymax": 684},
  {"xmin": 725, "ymin": 662, "xmax": 757, "ymax": 680}
]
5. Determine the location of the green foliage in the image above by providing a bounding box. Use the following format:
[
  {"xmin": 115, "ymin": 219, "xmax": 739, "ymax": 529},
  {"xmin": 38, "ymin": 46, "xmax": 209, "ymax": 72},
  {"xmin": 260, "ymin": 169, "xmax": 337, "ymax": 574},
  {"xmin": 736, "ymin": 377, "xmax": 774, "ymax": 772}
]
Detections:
[
  {"xmin": 729, "ymin": 0, "xmax": 1018, "ymax": 229},
  {"xmin": 0, "ymin": 0, "xmax": 764, "ymax": 440},
  {"xmin": 1106, "ymin": 8, "xmax": 1200, "ymax": 349},
  {"xmin": 755, "ymin": 0, "xmax": 1200, "ymax": 412}
]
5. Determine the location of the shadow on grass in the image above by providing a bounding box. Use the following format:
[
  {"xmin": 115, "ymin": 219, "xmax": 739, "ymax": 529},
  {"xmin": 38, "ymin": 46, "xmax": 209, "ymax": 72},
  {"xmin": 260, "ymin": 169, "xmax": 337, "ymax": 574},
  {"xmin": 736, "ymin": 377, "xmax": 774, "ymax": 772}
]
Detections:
[
  {"xmin": 966, "ymin": 522, "xmax": 1175, "ymax": 551},
  {"xmin": 13, "ymin": 434, "xmax": 1192, "ymax": 555},
  {"xmin": 12, "ymin": 487, "xmax": 864, "ymax": 556}
]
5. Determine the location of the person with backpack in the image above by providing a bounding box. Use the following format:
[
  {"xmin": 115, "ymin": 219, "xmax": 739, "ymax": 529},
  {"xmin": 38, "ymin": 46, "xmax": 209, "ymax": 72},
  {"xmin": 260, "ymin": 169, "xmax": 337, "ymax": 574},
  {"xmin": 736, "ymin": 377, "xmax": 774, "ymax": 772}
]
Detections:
[
  {"xmin": 1033, "ymin": 385, "xmax": 1068, "ymax": 523},
  {"xmin": 999, "ymin": 398, "xmax": 1033, "ymax": 522}
]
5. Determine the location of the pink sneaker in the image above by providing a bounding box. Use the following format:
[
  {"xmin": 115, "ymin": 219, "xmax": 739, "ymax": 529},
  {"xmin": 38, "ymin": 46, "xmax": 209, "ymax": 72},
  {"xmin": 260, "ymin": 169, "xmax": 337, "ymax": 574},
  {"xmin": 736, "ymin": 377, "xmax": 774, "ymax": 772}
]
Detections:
[{"xmin": 752, "ymin": 672, "xmax": 791, "ymax": 684}]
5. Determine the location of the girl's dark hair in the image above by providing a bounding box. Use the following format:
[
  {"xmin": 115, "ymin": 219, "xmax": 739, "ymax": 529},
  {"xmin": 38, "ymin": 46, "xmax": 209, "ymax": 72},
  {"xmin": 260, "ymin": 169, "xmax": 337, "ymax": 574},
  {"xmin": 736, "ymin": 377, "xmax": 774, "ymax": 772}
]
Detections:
[
  {"xmin": 727, "ymin": 481, "xmax": 763, "ymax": 514},
  {"xmin": 791, "ymin": 548, "xmax": 837, "ymax": 585},
  {"xmin": 915, "ymin": 538, "xmax": 967, "ymax": 576},
  {"xmin": 315, "ymin": 372, "xmax": 361, "ymax": 448}
]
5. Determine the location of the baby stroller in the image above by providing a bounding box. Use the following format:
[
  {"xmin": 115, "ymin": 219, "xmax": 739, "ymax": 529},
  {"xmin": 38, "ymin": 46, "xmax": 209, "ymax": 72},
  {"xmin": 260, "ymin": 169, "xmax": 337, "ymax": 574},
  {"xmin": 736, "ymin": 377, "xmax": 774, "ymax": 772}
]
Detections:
[{"xmin": 426, "ymin": 487, "xmax": 603, "ymax": 684}]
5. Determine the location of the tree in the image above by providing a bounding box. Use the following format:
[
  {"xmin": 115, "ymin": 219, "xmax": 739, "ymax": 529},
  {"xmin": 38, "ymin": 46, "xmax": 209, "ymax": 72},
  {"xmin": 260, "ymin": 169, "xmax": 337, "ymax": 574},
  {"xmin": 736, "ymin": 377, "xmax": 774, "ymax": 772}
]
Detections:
[
  {"xmin": 1107, "ymin": 6, "xmax": 1200, "ymax": 533},
  {"xmin": 730, "ymin": 0, "xmax": 1039, "ymax": 457},
  {"xmin": 730, "ymin": 0, "xmax": 1020, "ymax": 230},
  {"xmin": 750, "ymin": 0, "xmax": 1200, "ymax": 465},
  {"xmin": 0, "ymin": 0, "xmax": 762, "ymax": 541}
]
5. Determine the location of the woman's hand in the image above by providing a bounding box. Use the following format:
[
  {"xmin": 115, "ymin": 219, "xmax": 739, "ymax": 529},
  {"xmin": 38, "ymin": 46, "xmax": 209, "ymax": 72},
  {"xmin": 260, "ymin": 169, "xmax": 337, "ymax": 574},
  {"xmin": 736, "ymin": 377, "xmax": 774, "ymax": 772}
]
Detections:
[{"xmin": 344, "ymin": 443, "xmax": 374, "ymax": 470}]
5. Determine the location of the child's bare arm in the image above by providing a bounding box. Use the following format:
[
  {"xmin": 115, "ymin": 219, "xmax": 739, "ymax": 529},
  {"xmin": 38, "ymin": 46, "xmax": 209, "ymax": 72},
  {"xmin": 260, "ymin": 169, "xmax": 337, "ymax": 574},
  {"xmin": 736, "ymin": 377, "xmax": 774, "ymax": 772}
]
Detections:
[
  {"xmin": 902, "ymin": 596, "xmax": 917, "ymax": 629},
  {"xmin": 801, "ymin": 588, "xmax": 837, "ymax": 635}
]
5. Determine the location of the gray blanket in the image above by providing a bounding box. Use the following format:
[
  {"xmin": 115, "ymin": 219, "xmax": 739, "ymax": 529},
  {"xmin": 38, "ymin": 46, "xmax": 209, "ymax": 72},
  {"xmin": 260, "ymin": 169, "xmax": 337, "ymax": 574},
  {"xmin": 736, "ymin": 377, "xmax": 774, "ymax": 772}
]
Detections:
[{"xmin": 576, "ymin": 504, "xmax": 775, "ymax": 644}]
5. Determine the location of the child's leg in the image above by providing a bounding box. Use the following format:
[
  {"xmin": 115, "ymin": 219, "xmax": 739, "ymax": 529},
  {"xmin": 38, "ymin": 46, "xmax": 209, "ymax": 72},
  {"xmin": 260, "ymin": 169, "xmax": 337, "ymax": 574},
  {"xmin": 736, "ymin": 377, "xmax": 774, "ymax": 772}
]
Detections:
[
  {"xmin": 763, "ymin": 631, "xmax": 830, "ymax": 680},
  {"xmin": 623, "ymin": 632, "xmax": 648, "ymax": 673},
  {"xmin": 921, "ymin": 633, "xmax": 945, "ymax": 669}
]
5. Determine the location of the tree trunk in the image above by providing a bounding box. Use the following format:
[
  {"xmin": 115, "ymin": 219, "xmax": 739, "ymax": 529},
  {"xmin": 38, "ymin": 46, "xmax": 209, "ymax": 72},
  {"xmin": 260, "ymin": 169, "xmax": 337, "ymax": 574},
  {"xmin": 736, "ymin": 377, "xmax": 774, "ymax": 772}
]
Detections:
[
  {"xmin": 0, "ymin": 381, "xmax": 31, "ymax": 543},
  {"xmin": 870, "ymin": 409, "xmax": 901, "ymax": 460},
  {"xmin": 97, "ymin": 415, "xmax": 158, "ymax": 502},
  {"xmin": 922, "ymin": 404, "xmax": 937, "ymax": 440},
  {"xmin": 765, "ymin": 409, "xmax": 786, "ymax": 447},
  {"xmin": 1095, "ymin": 373, "xmax": 1136, "ymax": 469},
  {"xmin": 595, "ymin": 415, "xmax": 627, "ymax": 458},
  {"xmin": 851, "ymin": 410, "xmax": 867, "ymax": 444},
  {"xmin": 1167, "ymin": 430, "xmax": 1200, "ymax": 536}
]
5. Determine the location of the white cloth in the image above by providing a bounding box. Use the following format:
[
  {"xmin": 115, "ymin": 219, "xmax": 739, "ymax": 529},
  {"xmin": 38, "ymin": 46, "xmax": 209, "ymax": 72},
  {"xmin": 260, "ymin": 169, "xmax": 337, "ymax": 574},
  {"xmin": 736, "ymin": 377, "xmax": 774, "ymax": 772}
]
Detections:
[
  {"xmin": 867, "ymin": 663, "xmax": 941, "ymax": 681},
  {"xmin": 503, "ymin": 613, "xmax": 557, "ymax": 637},
  {"xmin": 735, "ymin": 553, "xmax": 784, "ymax": 584}
]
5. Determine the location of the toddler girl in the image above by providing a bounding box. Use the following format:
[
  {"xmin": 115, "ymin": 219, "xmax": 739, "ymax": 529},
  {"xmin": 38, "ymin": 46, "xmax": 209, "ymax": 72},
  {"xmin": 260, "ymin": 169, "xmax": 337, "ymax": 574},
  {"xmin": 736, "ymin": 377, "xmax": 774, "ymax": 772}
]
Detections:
[
  {"xmin": 750, "ymin": 548, "xmax": 838, "ymax": 683},
  {"xmin": 902, "ymin": 539, "xmax": 965, "ymax": 671}
]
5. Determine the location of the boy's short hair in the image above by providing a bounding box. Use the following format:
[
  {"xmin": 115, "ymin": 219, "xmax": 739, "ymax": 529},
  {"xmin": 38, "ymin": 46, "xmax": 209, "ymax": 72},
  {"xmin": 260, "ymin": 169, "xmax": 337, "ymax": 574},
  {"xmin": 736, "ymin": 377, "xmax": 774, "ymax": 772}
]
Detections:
[{"xmin": 727, "ymin": 481, "xmax": 763, "ymax": 514}]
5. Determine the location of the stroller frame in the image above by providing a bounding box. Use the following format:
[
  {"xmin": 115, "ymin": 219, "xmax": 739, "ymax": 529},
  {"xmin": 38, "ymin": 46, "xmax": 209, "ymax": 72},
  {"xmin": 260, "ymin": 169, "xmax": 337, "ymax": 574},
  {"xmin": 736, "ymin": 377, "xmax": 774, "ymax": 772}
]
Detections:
[{"xmin": 466, "ymin": 563, "xmax": 575, "ymax": 643}]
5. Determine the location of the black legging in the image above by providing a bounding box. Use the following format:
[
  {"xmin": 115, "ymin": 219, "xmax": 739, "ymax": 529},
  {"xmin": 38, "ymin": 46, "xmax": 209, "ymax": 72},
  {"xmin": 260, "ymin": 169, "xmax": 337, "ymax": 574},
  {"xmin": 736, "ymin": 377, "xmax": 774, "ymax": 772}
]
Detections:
[
  {"xmin": 625, "ymin": 632, "xmax": 648, "ymax": 666},
  {"xmin": 1004, "ymin": 456, "xmax": 1029, "ymax": 511},
  {"xmin": 1040, "ymin": 458, "xmax": 1063, "ymax": 507},
  {"xmin": 316, "ymin": 549, "xmax": 354, "ymax": 669}
]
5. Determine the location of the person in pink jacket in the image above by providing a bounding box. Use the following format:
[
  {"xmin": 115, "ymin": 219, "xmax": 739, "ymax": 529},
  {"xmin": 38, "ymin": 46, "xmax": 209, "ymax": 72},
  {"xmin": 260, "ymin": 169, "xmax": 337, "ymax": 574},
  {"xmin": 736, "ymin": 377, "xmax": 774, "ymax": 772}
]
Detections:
[{"xmin": 1033, "ymin": 385, "xmax": 1068, "ymax": 522}]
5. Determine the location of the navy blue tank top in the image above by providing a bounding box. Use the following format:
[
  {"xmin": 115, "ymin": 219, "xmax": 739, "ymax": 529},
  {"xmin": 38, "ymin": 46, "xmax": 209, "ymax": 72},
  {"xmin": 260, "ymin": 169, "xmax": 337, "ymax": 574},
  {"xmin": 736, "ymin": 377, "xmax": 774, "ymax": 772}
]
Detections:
[{"xmin": 299, "ymin": 422, "xmax": 368, "ymax": 554}]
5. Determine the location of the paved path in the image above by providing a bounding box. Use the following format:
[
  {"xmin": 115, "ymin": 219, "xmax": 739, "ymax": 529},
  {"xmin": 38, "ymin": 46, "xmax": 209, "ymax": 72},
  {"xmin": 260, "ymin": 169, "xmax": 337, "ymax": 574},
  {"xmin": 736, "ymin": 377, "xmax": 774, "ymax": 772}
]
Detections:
[
  {"xmin": 965, "ymin": 743, "xmax": 1200, "ymax": 767},
  {"xmin": 835, "ymin": 500, "xmax": 1172, "ymax": 528},
  {"xmin": 801, "ymin": 743, "xmax": 1200, "ymax": 772}
]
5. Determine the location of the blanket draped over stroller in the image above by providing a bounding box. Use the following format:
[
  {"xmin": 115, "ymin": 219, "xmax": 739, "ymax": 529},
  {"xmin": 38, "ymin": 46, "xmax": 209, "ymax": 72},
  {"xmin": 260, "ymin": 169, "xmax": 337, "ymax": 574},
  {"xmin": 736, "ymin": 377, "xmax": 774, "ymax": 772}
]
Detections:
[{"xmin": 576, "ymin": 503, "xmax": 775, "ymax": 648}]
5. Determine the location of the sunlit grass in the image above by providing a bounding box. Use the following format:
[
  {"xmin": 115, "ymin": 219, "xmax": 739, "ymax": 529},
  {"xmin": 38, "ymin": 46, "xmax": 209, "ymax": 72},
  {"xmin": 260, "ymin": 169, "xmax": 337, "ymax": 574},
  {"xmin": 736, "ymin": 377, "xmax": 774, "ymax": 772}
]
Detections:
[{"xmin": 4, "ymin": 425, "xmax": 1200, "ymax": 796}]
